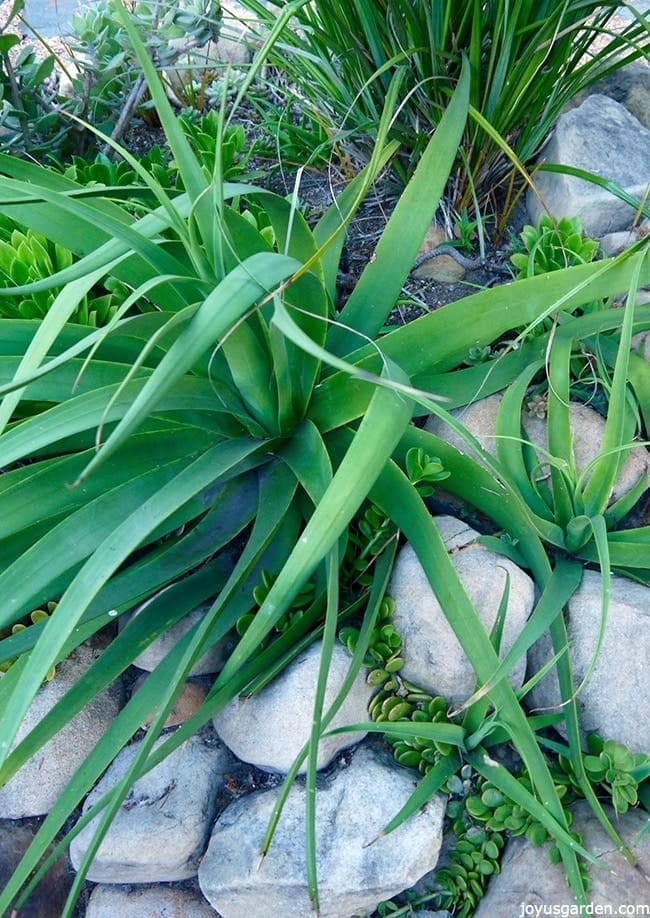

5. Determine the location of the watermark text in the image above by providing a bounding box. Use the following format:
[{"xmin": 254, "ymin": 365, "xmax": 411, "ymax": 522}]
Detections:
[{"xmin": 519, "ymin": 904, "xmax": 650, "ymax": 917}]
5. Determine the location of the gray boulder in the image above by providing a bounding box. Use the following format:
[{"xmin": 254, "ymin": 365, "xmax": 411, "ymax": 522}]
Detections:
[
  {"xmin": 124, "ymin": 596, "xmax": 230, "ymax": 676},
  {"xmin": 569, "ymin": 60, "xmax": 650, "ymax": 129},
  {"xmin": 213, "ymin": 641, "xmax": 373, "ymax": 774},
  {"xmin": 70, "ymin": 731, "xmax": 232, "ymax": 882},
  {"xmin": 527, "ymin": 569, "xmax": 649, "ymax": 753},
  {"xmin": 198, "ymin": 743, "xmax": 446, "ymax": 918},
  {"xmin": 526, "ymin": 94, "xmax": 650, "ymax": 237},
  {"xmin": 389, "ymin": 524, "xmax": 534, "ymax": 704},
  {"xmin": 474, "ymin": 801, "xmax": 650, "ymax": 915},
  {"xmin": 85, "ymin": 883, "xmax": 217, "ymax": 917},
  {"xmin": 0, "ymin": 639, "xmax": 123, "ymax": 818},
  {"xmin": 426, "ymin": 395, "xmax": 649, "ymax": 506}
]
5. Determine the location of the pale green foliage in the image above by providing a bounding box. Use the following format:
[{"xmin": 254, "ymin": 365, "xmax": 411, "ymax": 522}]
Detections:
[
  {"xmin": 511, "ymin": 215, "xmax": 600, "ymax": 278},
  {"xmin": 0, "ymin": 222, "xmax": 125, "ymax": 325}
]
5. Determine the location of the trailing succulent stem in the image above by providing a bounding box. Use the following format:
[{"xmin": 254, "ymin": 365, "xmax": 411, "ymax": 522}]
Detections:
[{"xmin": 360, "ymin": 603, "xmax": 648, "ymax": 916}]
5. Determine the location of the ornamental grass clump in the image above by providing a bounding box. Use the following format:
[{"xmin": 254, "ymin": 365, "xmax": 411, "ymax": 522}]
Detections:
[
  {"xmin": 236, "ymin": 0, "xmax": 649, "ymax": 219},
  {"xmin": 0, "ymin": 1, "xmax": 648, "ymax": 914}
]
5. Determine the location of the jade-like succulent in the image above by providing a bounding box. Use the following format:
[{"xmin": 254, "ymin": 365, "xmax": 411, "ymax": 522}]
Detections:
[
  {"xmin": 558, "ymin": 734, "xmax": 649, "ymax": 815},
  {"xmin": 0, "ymin": 221, "xmax": 125, "ymax": 325}
]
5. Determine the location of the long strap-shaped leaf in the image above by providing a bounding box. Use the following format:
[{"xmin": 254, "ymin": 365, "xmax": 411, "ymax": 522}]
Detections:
[
  {"xmin": 0, "ymin": 470, "xmax": 304, "ymax": 914},
  {"xmin": 326, "ymin": 57, "xmax": 470, "ymax": 355},
  {"xmin": 310, "ymin": 253, "xmax": 650, "ymax": 431},
  {"xmin": 214, "ymin": 361, "xmax": 413, "ymax": 687},
  {"xmin": 0, "ymin": 377, "xmax": 222, "ymax": 469},
  {"xmin": 0, "ymin": 438, "xmax": 264, "ymax": 769},
  {"xmin": 582, "ymin": 255, "xmax": 645, "ymax": 516},
  {"xmin": 367, "ymin": 459, "xmax": 587, "ymax": 902},
  {"xmin": 74, "ymin": 252, "xmax": 302, "ymax": 483}
]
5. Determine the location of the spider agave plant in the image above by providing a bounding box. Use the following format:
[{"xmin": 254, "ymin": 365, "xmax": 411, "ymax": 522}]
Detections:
[{"xmin": 0, "ymin": 3, "xmax": 648, "ymax": 914}]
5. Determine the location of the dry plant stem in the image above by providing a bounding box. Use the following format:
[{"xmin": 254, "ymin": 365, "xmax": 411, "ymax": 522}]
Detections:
[
  {"xmin": 101, "ymin": 72, "xmax": 148, "ymax": 154},
  {"xmin": 3, "ymin": 56, "xmax": 30, "ymax": 149},
  {"xmin": 412, "ymin": 244, "xmax": 511, "ymax": 274}
]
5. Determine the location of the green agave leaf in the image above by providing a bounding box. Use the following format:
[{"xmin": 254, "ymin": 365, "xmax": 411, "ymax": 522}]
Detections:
[
  {"xmin": 367, "ymin": 458, "xmax": 586, "ymax": 900},
  {"xmin": 545, "ymin": 328, "xmax": 579, "ymax": 528},
  {"xmin": 313, "ymin": 141, "xmax": 399, "ymax": 304},
  {"xmin": 327, "ymin": 56, "xmax": 470, "ymax": 355},
  {"xmin": 579, "ymin": 528, "xmax": 650, "ymax": 570},
  {"xmin": 0, "ymin": 352, "xmax": 153, "ymax": 401},
  {"xmin": 582, "ymin": 259, "xmax": 644, "ymax": 516},
  {"xmin": 0, "ymin": 437, "xmax": 264, "ymax": 768},
  {"xmin": 494, "ymin": 360, "xmax": 554, "ymax": 520},
  {"xmin": 214, "ymin": 361, "xmax": 413, "ymax": 687},
  {"xmin": 0, "ymin": 377, "xmax": 224, "ymax": 468},
  {"xmin": 0, "ymin": 422, "xmax": 215, "ymax": 541},
  {"xmin": 0, "ymin": 475, "xmax": 258, "ymax": 667},
  {"xmin": 452, "ymin": 559, "xmax": 583, "ymax": 716},
  {"xmin": 418, "ymin": 337, "xmax": 547, "ymax": 412},
  {"xmin": 0, "ymin": 447, "xmax": 222, "ymax": 630},
  {"xmin": 0, "ymin": 557, "xmax": 234, "ymax": 780},
  {"xmin": 0, "ymin": 175, "xmax": 195, "ymax": 292},
  {"xmin": 375, "ymin": 751, "xmax": 461, "ymax": 840},
  {"xmin": 74, "ymin": 252, "xmax": 302, "ymax": 483},
  {"xmin": 310, "ymin": 252, "xmax": 650, "ymax": 431}
]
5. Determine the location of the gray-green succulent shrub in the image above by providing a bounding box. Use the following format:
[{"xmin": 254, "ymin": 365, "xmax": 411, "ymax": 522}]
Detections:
[
  {"xmin": 0, "ymin": 0, "xmax": 222, "ymax": 158},
  {"xmin": 67, "ymin": 0, "xmax": 223, "ymax": 137}
]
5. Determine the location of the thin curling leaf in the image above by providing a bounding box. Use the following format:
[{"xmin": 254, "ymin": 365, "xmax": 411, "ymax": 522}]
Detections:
[
  {"xmin": 538, "ymin": 165, "xmax": 650, "ymax": 221},
  {"xmin": 75, "ymin": 252, "xmax": 301, "ymax": 484},
  {"xmin": 325, "ymin": 720, "xmax": 467, "ymax": 748},
  {"xmin": 451, "ymin": 559, "xmax": 583, "ymax": 717},
  {"xmin": 569, "ymin": 514, "xmax": 612, "ymax": 703},
  {"xmin": 327, "ymin": 56, "xmax": 471, "ymax": 355},
  {"xmin": 305, "ymin": 546, "xmax": 339, "ymax": 911},
  {"xmin": 258, "ymin": 543, "xmax": 397, "ymax": 866},
  {"xmin": 271, "ymin": 294, "xmax": 445, "ymax": 407}
]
